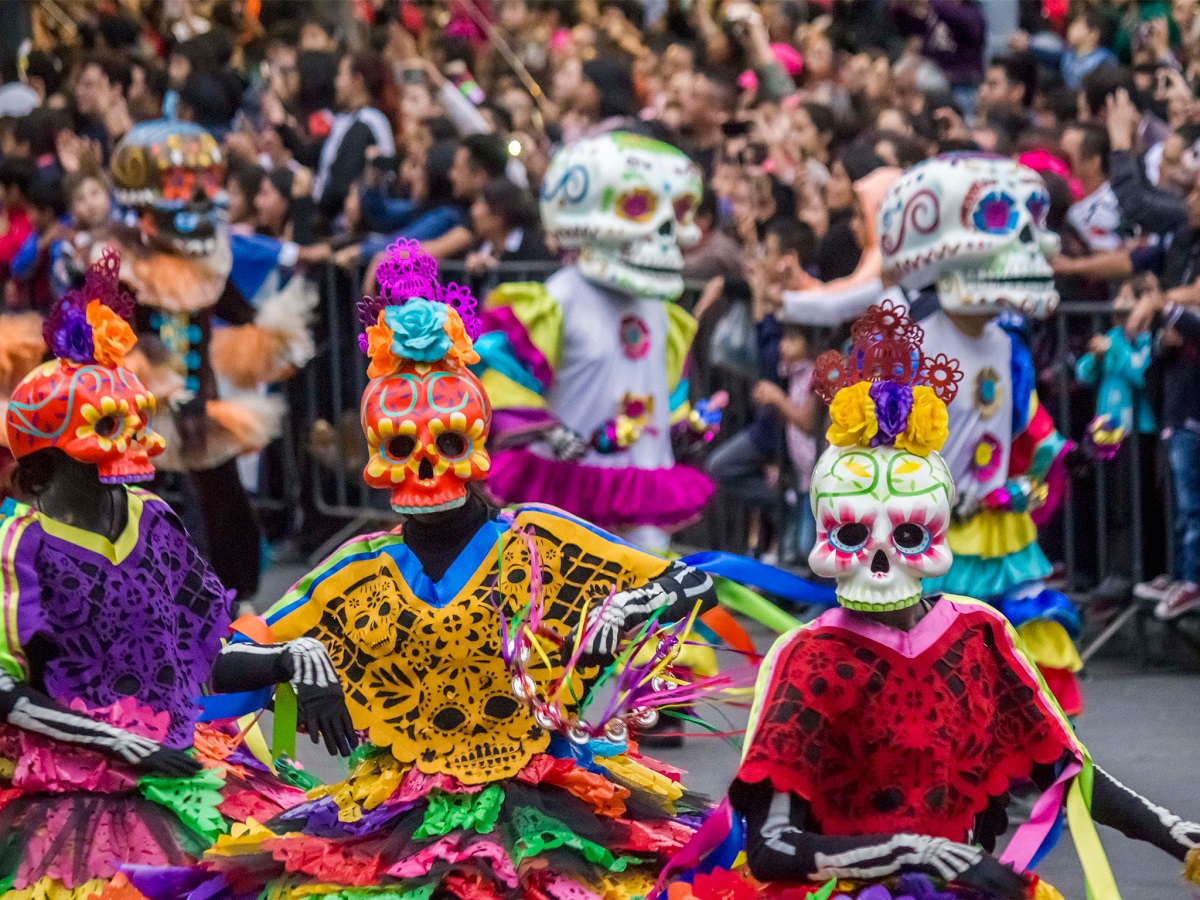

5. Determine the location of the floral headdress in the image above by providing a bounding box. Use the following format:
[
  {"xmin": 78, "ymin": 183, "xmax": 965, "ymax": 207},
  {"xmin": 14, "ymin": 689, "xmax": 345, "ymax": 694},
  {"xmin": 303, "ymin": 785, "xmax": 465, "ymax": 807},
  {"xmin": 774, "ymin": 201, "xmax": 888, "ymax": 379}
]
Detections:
[
  {"xmin": 42, "ymin": 249, "xmax": 137, "ymax": 369},
  {"xmin": 812, "ymin": 300, "xmax": 962, "ymax": 457},
  {"xmin": 356, "ymin": 238, "xmax": 483, "ymax": 377}
]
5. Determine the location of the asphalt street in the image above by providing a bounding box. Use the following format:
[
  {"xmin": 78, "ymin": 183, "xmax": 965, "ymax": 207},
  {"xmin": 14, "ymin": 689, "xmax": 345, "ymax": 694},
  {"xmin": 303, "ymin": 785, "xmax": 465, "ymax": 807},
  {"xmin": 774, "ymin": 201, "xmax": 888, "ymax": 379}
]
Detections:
[{"xmin": 253, "ymin": 563, "xmax": 1200, "ymax": 899}]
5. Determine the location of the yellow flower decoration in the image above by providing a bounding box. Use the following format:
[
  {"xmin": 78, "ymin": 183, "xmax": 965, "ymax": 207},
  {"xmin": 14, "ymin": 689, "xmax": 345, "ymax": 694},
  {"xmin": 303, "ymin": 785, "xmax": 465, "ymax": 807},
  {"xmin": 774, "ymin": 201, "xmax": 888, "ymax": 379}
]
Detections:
[
  {"xmin": 826, "ymin": 381, "xmax": 878, "ymax": 448},
  {"xmin": 77, "ymin": 395, "xmax": 136, "ymax": 453},
  {"xmin": 85, "ymin": 300, "xmax": 136, "ymax": 368},
  {"xmin": 366, "ymin": 311, "xmax": 402, "ymax": 379},
  {"xmin": 442, "ymin": 308, "xmax": 480, "ymax": 367},
  {"xmin": 894, "ymin": 386, "xmax": 948, "ymax": 457}
]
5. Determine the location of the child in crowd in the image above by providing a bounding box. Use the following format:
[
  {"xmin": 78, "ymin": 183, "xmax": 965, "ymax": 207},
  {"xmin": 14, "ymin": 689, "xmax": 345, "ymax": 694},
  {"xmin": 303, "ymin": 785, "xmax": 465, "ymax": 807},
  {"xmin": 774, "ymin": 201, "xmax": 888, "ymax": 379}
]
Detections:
[
  {"xmin": 706, "ymin": 216, "xmax": 816, "ymax": 566},
  {"xmin": 0, "ymin": 157, "xmax": 35, "ymax": 289},
  {"xmin": 750, "ymin": 321, "xmax": 819, "ymax": 564},
  {"xmin": 1075, "ymin": 272, "xmax": 1157, "ymax": 458},
  {"xmin": 7, "ymin": 171, "xmax": 68, "ymax": 311},
  {"xmin": 54, "ymin": 166, "xmax": 115, "ymax": 295}
]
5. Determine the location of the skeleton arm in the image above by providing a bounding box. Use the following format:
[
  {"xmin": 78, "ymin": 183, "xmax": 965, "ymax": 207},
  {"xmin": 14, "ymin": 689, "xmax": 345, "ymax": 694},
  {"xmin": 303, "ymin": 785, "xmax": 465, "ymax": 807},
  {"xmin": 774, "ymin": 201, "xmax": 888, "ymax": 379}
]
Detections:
[
  {"xmin": 0, "ymin": 671, "xmax": 199, "ymax": 776},
  {"xmin": 1092, "ymin": 766, "xmax": 1200, "ymax": 861},
  {"xmin": 741, "ymin": 790, "xmax": 1028, "ymax": 898},
  {"xmin": 212, "ymin": 638, "xmax": 358, "ymax": 757},
  {"xmin": 579, "ymin": 561, "xmax": 718, "ymax": 658}
]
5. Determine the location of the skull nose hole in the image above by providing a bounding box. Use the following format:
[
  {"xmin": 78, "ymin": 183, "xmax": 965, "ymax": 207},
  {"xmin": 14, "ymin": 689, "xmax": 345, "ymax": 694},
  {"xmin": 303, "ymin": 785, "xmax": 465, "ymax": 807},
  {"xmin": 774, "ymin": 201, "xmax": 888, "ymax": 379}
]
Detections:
[
  {"xmin": 870, "ymin": 550, "xmax": 890, "ymax": 574},
  {"xmin": 658, "ymin": 219, "xmax": 674, "ymax": 236},
  {"xmin": 1019, "ymin": 224, "xmax": 1033, "ymax": 243},
  {"xmin": 418, "ymin": 458, "xmax": 435, "ymax": 480}
]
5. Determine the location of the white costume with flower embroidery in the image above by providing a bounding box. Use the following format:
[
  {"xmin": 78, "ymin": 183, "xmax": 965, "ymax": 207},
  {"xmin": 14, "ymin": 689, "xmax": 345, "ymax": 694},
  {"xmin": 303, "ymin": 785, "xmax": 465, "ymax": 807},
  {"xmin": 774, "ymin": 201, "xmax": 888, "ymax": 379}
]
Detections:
[
  {"xmin": 919, "ymin": 312, "xmax": 1014, "ymax": 499},
  {"xmin": 478, "ymin": 133, "xmax": 714, "ymax": 546}
]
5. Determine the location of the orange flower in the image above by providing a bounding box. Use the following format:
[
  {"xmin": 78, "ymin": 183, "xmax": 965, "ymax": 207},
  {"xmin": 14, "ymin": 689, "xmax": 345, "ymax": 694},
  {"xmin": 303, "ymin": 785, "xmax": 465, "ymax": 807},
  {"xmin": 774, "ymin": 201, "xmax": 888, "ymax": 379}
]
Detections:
[
  {"xmin": 85, "ymin": 300, "xmax": 136, "ymax": 368},
  {"xmin": 443, "ymin": 308, "xmax": 480, "ymax": 367},
  {"xmin": 366, "ymin": 311, "xmax": 401, "ymax": 379}
]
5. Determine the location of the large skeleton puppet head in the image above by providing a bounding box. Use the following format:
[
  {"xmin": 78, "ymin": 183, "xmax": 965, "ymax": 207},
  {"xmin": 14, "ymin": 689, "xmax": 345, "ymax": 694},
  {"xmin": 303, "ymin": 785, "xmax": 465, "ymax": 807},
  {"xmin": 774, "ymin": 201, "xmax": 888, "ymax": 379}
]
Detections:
[
  {"xmin": 809, "ymin": 304, "xmax": 961, "ymax": 611},
  {"xmin": 357, "ymin": 239, "xmax": 490, "ymax": 515},
  {"xmin": 541, "ymin": 131, "xmax": 702, "ymax": 301},
  {"xmin": 110, "ymin": 120, "xmax": 225, "ymax": 257},
  {"xmin": 878, "ymin": 154, "xmax": 1060, "ymax": 319},
  {"xmin": 6, "ymin": 251, "xmax": 165, "ymax": 483}
]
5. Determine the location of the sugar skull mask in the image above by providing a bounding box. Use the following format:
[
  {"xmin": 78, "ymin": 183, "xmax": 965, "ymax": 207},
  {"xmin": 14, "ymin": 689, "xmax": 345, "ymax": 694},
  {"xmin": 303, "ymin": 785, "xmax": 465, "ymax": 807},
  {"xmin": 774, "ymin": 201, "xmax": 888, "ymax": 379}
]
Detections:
[
  {"xmin": 6, "ymin": 360, "xmax": 166, "ymax": 483},
  {"xmin": 809, "ymin": 444, "xmax": 955, "ymax": 611},
  {"xmin": 110, "ymin": 120, "xmax": 225, "ymax": 257},
  {"xmin": 541, "ymin": 131, "xmax": 702, "ymax": 301},
  {"xmin": 361, "ymin": 360, "xmax": 492, "ymax": 514},
  {"xmin": 878, "ymin": 154, "xmax": 1060, "ymax": 319}
]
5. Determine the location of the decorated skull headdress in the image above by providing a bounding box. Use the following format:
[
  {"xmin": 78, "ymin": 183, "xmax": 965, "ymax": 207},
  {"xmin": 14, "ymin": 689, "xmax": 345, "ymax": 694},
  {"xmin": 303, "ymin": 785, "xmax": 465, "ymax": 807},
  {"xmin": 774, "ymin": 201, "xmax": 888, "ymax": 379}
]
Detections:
[
  {"xmin": 357, "ymin": 239, "xmax": 490, "ymax": 514},
  {"xmin": 7, "ymin": 250, "xmax": 165, "ymax": 482},
  {"xmin": 809, "ymin": 303, "xmax": 962, "ymax": 611},
  {"xmin": 541, "ymin": 131, "xmax": 702, "ymax": 301},
  {"xmin": 878, "ymin": 153, "xmax": 1060, "ymax": 319},
  {"xmin": 110, "ymin": 119, "xmax": 225, "ymax": 257}
]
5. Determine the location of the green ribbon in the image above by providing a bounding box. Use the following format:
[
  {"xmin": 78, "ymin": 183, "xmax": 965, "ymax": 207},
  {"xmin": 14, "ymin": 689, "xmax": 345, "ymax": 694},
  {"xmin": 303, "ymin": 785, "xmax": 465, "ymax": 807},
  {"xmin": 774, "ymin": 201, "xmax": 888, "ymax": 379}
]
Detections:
[{"xmin": 273, "ymin": 682, "xmax": 298, "ymax": 760}]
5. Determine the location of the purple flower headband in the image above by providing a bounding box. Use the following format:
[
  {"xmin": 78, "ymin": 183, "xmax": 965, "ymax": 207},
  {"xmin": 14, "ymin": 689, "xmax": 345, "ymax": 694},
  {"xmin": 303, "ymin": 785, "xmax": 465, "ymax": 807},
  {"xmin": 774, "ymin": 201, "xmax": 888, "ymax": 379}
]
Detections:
[
  {"xmin": 355, "ymin": 238, "xmax": 482, "ymax": 354},
  {"xmin": 42, "ymin": 249, "xmax": 136, "ymax": 366}
]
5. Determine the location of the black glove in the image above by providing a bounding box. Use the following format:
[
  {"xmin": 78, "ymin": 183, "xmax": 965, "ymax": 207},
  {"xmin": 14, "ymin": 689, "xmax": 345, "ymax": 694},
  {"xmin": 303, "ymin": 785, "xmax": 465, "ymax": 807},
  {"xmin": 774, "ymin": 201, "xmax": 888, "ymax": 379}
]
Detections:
[
  {"xmin": 954, "ymin": 856, "xmax": 1031, "ymax": 900},
  {"xmin": 140, "ymin": 745, "xmax": 204, "ymax": 778},
  {"xmin": 294, "ymin": 681, "xmax": 358, "ymax": 757},
  {"xmin": 281, "ymin": 637, "xmax": 358, "ymax": 757}
]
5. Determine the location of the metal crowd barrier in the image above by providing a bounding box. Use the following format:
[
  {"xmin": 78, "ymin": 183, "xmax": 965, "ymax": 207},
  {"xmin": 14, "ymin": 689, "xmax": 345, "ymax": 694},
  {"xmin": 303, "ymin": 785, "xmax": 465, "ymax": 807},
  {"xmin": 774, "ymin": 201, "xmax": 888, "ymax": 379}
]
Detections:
[{"xmin": 278, "ymin": 262, "xmax": 1183, "ymax": 663}]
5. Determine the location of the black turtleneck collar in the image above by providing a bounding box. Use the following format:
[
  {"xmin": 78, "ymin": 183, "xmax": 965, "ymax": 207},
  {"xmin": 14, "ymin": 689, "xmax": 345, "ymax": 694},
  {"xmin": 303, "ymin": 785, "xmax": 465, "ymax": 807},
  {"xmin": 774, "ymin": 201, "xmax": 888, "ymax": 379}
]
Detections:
[{"xmin": 400, "ymin": 491, "xmax": 495, "ymax": 582}]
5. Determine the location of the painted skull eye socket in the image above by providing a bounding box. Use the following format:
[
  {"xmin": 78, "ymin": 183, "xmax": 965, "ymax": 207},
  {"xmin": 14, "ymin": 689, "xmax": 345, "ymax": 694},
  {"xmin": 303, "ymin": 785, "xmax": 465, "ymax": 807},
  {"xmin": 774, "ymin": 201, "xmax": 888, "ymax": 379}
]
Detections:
[
  {"xmin": 972, "ymin": 190, "xmax": 1018, "ymax": 234},
  {"xmin": 435, "ymin": 431, "xmax": 469, "ymax": 460},
  {"xmin": 616, "ymin": 189, "xmax": 658, "ymax": 223},
  {"xmin": 673, "ymin": 195, "xmax": 696, "ymax": 223},
  {"xmin": 892, "ymin": 522, "xmax": 932, "ymax": 555},
  {"xmin": 387, "ymin": 434, "xmax": 417, "ymax": 460},
  {"xmin": 93, "ymin": 414, "xmax": 124, "ymax": 439},
  {"xmin": 1026, "ymin": 193, "xmax": 1049, "ymax": 228},
  {"xmin": 830, "ymin": 522, "xmax": 871, "ymax": 553}
]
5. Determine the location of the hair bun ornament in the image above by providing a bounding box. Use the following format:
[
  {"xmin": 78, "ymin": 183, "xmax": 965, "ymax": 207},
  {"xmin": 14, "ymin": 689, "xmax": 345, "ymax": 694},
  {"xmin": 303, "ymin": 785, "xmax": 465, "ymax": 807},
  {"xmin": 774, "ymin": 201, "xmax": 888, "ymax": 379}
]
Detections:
[
  {"xmin": 813, "ymin": 300, "xmax": 962, "ymax": 457},
  {"xmin": 42, "ymin": 248, "xmax": 137, "ymax": 369},
  {"xmin": 356, "ymin": 237, "xmax": 482, "ymax": 341}
]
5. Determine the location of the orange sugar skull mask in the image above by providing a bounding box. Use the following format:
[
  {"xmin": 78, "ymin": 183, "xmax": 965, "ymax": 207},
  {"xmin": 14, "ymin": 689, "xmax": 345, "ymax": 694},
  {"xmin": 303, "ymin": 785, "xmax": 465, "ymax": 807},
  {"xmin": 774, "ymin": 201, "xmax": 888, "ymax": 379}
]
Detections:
[
  {"xmin": 6, "ymin": 360, "xmax": 166, "ymax": 484},
  {"xmin": 361, "ymin": 359, "xmax": 492, "ymax": 514}
]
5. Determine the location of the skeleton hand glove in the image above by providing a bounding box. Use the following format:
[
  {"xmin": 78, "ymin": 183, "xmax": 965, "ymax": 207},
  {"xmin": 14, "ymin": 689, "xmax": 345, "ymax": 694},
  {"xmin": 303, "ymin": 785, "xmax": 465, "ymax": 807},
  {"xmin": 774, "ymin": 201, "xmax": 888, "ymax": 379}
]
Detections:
[{"xmin": 280, "ymin": 638, "xmax": 358, "ymax": 757}]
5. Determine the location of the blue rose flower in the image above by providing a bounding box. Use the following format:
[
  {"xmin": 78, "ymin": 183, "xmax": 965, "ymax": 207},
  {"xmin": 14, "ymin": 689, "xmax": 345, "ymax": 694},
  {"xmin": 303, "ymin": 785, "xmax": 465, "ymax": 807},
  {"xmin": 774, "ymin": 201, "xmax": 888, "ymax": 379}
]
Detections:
[{"xmin": 383, "ymin": 299, "xmax": 451, "ymax": 362}]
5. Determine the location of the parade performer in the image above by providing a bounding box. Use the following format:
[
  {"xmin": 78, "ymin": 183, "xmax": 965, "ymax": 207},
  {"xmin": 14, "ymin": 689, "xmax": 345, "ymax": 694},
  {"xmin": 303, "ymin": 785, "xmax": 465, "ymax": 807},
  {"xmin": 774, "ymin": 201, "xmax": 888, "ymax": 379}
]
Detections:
[
  {"xmin": 661, "ymin": 306, "xmax": 1200, "ymax": 900},
  {"xmin": 0, "ymin": 253, "xmax": 313, "ymax": 900},
  {"xmin": 870, "ymin": 153, "xmax": 1083, "ymax": 713},
  {"xmin": 177, "ymin": 241, "xmax": 733, "ymax": 900},
  {"xmin": 478, "ymin": 131, "xmax": 718, "ymax": 552},
  {"xmin": 99, "ymin": 119, "xmax": 315, "ymax": 601}
]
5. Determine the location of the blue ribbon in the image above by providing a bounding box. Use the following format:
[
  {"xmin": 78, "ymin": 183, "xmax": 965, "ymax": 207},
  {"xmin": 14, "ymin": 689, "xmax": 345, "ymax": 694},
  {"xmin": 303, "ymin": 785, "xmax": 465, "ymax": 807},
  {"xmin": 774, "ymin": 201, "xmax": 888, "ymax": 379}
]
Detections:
[
  {"xmin": 195, "ymin": 686, "xmax": 274, "ymax": 722},
  {"xmin": 681, "ymin": 550, "xmax": 837, "ymax": 606}
]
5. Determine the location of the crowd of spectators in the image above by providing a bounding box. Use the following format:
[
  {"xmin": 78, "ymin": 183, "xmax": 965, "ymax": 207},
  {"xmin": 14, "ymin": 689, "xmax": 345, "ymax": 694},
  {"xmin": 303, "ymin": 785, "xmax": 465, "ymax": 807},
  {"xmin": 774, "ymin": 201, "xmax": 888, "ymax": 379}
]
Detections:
[{"xmin": 9, "ymin": 0, "xmax": 1200, "ymax": 622}]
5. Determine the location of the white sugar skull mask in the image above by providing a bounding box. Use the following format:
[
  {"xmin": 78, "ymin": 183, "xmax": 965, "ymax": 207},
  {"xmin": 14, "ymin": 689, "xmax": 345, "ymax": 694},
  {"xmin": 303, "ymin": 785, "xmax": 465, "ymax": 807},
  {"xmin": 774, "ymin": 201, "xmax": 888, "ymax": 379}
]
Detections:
[
  {"xmin": 809, "ymin": 445, "xmax": 955, "ymax": 611},
  {"xmin": 878, "ymin": 154, "xmax": 1060, "ymax": 319},
  {"xmin": 541, "ymin": 131, "xmax": 702, "ymax": 301}
]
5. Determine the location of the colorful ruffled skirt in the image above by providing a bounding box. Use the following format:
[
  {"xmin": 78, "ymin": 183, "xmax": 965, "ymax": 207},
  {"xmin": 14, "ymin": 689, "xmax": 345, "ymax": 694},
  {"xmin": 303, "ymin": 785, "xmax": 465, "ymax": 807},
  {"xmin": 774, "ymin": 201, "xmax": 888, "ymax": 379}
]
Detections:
[
  {"xmin": 923, "ymin": 510, "xmax": 1083, "ymax": 716},
  {"xmin": 0, "ymin": 698, "xmax": 313, "ymax": 899},
  {"xmin": 188, "ymin": 738, "xmax": 706, "ymax": 900},
  {"xmin": 668, "ymin": 868, "xmax": 1064, "ymax": 900},
  {"xmin": 487, "ymin": 448, "xmax": 713, "ymax": 533}
]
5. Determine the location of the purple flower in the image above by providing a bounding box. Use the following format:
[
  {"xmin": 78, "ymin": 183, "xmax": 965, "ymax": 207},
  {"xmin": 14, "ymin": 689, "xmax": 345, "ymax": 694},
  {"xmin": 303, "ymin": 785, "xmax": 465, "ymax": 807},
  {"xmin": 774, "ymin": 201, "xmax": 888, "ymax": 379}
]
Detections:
[
  {"xmin": 51, "ymin": 304, "xmax": 96, "ymax": 364},
  {"xmin": 869, "ymin": 380, "xmax": 913, "ymax": 446}
]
